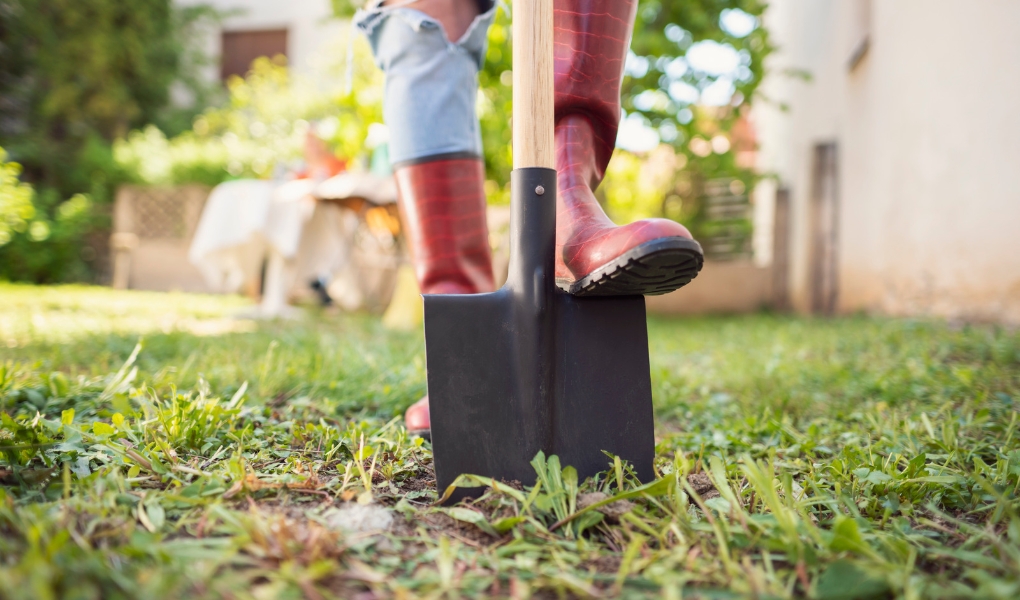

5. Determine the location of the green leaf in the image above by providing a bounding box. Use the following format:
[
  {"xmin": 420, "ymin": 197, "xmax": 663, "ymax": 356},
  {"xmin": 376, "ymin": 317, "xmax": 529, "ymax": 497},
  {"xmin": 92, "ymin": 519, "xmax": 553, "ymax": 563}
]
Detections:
[
  {"xmin": 547, "ymin": 455, "xmax": 563, "ymax": 494},
  {"xmin": 111, "ymin": 393, "xmax": 134, "ymax": 417},
  {"xmin": 529, "ymin": 453, "xmax": 570, "ymax": 521},
  {"xmin": 23, "ymin": 388, "xmax": 45, "ymax": 409},
  {"xmin": 530, "ymin": 451, "xmax": 549, "ymax": 488},
  {"xmin": 898, "ymin": 475, "xmax": 963, "ymax": 485},
  {"xmin": 437, "ymin": 473, "xmax": 528, "ymax": 505},
  {"xmin": 70, "ymin": 457, "xmax": 90, "ymax": 477},
  {"xmin": 830, "ymin": 516, "xmax": 869, "ymax": 555},
  {"xmin": 903, "ymin": 453, "xmax": 927, "ymax": 478},
  {"xmin": 816, "ymin": 560, "xmax": 890, "ymax": 600},
  {"xmin": 705, "ymin": 496, "xmax": 732, "ymax": 515},
  {"xmin": 534, "ymin": 494, "xmax": 556, "ymax": 512},
  {"xmin": 864, "ymin": 471, "xmax": 893, "ymax": 485},
  {"xmin": 226, "ymin": 381, "xmax": 248, "ymax": 409},
  {"xmin": 393, "ymin": 497, "xmax": 416, "ymax": 515},
  {"xmin": 61, "ymin": 409, "xmax": 74, "ymax": 426},
  {"xmin": 47, "ymin": 372, "xmax": 69, "ymax": 398},
  {"xmin": 439, "ymin": 507, "xmax": 498, "ymax": 537},
  {"xmin": 521, "ymin": 479, "xmax": 543, "ymax": 513},
  {"xmin": 563, "ymin": 465, "xmax": 578, "ymax": 513},
  {"xmin": 145, "ymin": 499, "xmax": 166, "ymax": 531},
  {"xmin": 101, "ymin": 343, "xmax": 141, "ymax": 401},
  {"xmin": 92, "ymin": 422, "xmax": 115, "ymax": 436},
  {"xmin": 354, "ymin": 444, "xmax": 375, "ymax": 461},
  {"xmin": 493, "ymin": 516, "xmax": 525, "ymax": 533},
  {"xmin": 551, "ymin": 476, "xmax": 674, "ymax": 531},
  {"xmin": 573, "ymin": 511, "xmax": 604, "ymax": 535},
  {"xmin": 138, "ymin": 503, "xmax": 156, "ymax": 533}
]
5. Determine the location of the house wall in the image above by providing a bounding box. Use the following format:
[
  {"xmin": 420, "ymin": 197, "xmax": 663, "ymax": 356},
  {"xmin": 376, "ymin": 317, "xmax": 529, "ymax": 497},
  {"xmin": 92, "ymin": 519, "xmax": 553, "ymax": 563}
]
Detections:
[
  {"xmin": 175, "ymin": 0, "xmax": 345, "ymax": 82},
  {"xmin": 645, "ymin": 261, "xmax": 774, "ymax": 316},
  {"xmin": 755, "ymin": 0, "xmax": 1020, "ymax": 323}
]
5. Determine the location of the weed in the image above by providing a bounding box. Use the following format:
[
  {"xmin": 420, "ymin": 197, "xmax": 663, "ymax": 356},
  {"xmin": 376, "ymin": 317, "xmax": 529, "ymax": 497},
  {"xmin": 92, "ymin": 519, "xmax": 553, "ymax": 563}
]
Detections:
[{"xmin": 0, "ymin": 284, "xmax": 1018, "ymax": 598}]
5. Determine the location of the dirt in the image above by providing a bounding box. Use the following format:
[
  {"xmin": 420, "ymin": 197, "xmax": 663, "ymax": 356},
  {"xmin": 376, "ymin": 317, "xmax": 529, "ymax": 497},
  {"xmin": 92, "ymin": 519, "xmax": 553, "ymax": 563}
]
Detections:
[
  {"xmin": 577, "ymin": 492, "xmax": 635, "ymax": 521},
  {"xmin": 418, "ymin": 511, "xmax": 497, "ymax": 545},
  {"xmin": 582, "ymin": 553, "xmax": 623, "ymax": 574},
  {"xmin": 394, "ymin": 469, "xmax": 436, "ymax": 494},
  {"xmin": 686, "ymin": 472, "xmax": 719, "ymax": 500}
]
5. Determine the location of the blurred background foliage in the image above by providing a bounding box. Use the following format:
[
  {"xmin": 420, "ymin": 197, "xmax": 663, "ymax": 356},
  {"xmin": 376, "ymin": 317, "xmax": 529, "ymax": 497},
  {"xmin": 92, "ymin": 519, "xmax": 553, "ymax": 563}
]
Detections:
[
  {"xmin": 623, "ymin": 0, "xmax": 770, "ymax": 250},
  {"xmin": 0, "ymin": 149, "xmax": 34, "ymax": 246},
  {"xmin": 0, "ymin": 0, "xmax": 218, "ymax": 198},
  {"xmin": 0, "ymin": 148, "xmax": 99, "ymax": 282},
  {"xmin": 114, "ymin": 45, "xmax": 384, "ymax": 187},
  {"xmin": 333, "ymin": 0, "xmax": 772, "ymax": 246},
  {"xmin": 1, "ymin": 0, "xmax": 770, "ymax": 283},
  {"xmin": 0, "ymin": 0, "xmax": 218, "ymax": 281}
]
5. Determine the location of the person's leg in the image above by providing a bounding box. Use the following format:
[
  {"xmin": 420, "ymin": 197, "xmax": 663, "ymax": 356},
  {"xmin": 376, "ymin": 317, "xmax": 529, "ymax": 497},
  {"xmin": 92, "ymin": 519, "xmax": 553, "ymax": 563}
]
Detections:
[
  {"xmin": 553, "ymin": 0, "xmax": 704, "ymax": 296},
  {"xmin": 357, "ymin": 0, "xmax": 496, "ymax": 435},
  {"xmin": 384, "ymin": 0, "xmax": 480, "ymax": 43}
]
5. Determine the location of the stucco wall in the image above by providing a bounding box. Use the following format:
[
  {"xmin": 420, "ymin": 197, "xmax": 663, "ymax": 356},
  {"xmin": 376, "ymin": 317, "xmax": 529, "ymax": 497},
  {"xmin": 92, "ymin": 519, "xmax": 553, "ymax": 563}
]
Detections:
[
  {"xmin": 756, "ymin": 0, "xmax": 1020, "ymax": 323},
  {"xmin": 645, "ymin": 261, "xmax": 774, "ymax": 316},
  {"xmin": 175, "ymin": 0, "xmax": 344, "ymax": 82}
]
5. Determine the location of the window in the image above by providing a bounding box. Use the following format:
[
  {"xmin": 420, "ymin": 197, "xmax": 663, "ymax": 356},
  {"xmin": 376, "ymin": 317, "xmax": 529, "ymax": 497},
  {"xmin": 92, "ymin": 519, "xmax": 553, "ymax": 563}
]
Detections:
[{"xmin": 220, "ymin": 29, "xmax": 288, "ymax": 81}]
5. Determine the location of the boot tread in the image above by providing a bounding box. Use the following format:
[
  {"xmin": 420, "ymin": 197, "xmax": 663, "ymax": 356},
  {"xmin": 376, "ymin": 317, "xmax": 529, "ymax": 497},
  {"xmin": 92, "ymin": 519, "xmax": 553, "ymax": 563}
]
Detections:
[{"xmin": 560, "ymin": 237, "xmax": 704, "ymax": 297}]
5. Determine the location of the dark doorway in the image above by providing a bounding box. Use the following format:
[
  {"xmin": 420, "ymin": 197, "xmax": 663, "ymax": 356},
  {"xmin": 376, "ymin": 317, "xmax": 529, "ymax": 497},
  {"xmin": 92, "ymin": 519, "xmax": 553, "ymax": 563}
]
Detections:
[
  {"xmin": 809, "ymin": 143, "xmax": 839, "ymax": 315},
  {"xmin": 221, "ymin": 29, "xmax": 288, "ymax": 81},
  {"xmin": 772, "ymin": 186, "xmax": 792, "ymax": 311}
]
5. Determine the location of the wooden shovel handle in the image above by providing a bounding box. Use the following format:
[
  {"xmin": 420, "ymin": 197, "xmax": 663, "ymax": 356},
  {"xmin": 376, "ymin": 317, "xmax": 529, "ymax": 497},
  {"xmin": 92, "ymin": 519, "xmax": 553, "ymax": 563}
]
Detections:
[{"xmin": 513, "ymin": 0, "xmax": 555, "ymax": 170}]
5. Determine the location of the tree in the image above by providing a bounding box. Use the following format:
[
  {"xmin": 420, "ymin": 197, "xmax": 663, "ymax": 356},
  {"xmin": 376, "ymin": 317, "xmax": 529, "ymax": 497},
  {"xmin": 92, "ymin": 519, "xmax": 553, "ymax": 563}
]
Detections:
[
  {"xmin": 0, "ymin": 0, "xmax": 216, "ymax": 282},
  {"xmin": 0, "ymin": 0, "xmax": 215, "ymax": 201},
  {"xmin": 623, "ymin": 1, "xmax": 771, "ymax": 248}
]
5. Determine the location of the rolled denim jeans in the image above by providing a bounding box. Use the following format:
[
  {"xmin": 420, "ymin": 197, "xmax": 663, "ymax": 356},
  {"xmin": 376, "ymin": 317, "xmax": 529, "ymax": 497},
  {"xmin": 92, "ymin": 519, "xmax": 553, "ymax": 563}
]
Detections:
[{"xmin": 354, "ymin": 3, "xmax": 496, "ymax": 166}]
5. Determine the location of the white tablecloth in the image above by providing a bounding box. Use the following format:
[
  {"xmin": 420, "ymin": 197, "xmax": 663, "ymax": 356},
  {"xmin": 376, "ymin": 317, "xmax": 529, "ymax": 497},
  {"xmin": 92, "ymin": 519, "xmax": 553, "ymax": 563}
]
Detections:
[{"xmin": 188, "ymin": 178, "xmax": 359, "ymax": 315}]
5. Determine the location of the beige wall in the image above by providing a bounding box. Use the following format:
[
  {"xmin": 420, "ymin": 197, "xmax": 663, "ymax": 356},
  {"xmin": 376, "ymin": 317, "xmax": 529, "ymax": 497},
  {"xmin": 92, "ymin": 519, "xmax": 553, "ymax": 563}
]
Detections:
[
  {"xmin": 174, "ymin": 0, "xmax": 345, "ymax": 84},
  {"xmin": 756, "ymin": 0, "xmax": 1020, "ymax": 323},
  {"xmin": 645, "ymin": 261, "xmax": 774, "ymax": 316}
]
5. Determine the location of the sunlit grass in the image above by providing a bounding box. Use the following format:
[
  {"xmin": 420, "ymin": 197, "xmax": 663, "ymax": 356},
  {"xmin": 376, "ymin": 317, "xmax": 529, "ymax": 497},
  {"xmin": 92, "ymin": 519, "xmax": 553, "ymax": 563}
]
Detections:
[{"xmin": 1, "ymin": 283, "xmax": 1018, "ymax": 599}]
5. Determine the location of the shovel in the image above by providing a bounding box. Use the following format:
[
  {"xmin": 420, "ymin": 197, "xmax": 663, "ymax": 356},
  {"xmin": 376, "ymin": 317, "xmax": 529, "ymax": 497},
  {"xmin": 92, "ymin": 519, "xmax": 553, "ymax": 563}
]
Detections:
[{"xmin": 424, "ymin": 0, "xmax": 655, "ymax": 500}]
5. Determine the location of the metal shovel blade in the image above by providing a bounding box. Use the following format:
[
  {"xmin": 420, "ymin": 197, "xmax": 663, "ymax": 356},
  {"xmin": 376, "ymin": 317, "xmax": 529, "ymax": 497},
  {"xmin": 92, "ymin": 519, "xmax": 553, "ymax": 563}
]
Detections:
[{"xmin": 424, "ymin": 168, "xmax": 655, "ymax": 499}]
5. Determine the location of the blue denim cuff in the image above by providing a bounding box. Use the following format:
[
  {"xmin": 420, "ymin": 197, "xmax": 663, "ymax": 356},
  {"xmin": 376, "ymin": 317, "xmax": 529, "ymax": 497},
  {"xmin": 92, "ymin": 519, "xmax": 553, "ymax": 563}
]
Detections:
[{"xmin": 354, "ymin": 4, "xmax": 497, "ymax": 165}]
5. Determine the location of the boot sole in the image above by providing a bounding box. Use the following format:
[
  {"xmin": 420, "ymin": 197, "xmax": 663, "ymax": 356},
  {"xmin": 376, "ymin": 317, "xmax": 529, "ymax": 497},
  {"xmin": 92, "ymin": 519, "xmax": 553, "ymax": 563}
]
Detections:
[{"xmin": 559, "ymin": 237, "xmax": 705, "ymax": 297}]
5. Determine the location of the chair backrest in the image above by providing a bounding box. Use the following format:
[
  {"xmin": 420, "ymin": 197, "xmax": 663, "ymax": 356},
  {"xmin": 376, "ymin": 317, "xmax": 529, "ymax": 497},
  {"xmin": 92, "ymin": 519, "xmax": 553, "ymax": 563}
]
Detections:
[
  {"xmin": 111, "ymin": 185, "xmax": 211, "ymax": 292},
  {"xmin": 113, "ymin": 185, "xmax": 209, "ymax": 240}
]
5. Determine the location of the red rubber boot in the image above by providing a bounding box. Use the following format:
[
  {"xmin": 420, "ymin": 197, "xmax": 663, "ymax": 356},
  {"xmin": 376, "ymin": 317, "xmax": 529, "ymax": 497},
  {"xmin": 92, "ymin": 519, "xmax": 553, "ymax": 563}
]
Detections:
[
  {"xmin": 553, "ymin": 0, "xmax": 703, "ymax": 296},
  {"xmin": 394, "ymin": 157, "xmax": 496, "ymax": 437}
]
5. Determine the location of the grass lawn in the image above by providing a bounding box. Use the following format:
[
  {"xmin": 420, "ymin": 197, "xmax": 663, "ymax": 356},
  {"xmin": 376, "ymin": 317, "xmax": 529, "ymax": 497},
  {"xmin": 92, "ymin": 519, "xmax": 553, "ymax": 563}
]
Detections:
[{"xmin": 1, "ymin": 283, "xmax": 1018, "ymax": 599}]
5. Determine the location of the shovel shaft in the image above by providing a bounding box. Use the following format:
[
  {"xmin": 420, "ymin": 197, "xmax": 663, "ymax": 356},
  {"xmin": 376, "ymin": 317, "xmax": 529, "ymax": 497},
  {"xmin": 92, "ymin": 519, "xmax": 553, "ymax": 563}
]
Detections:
[
  {"xmin": 506, "ymin": 168, "xmax": 557, "ymax": 305},
  {"xmin": 512, "ymin": 0, "xmax": 555, "ymax": 169}
]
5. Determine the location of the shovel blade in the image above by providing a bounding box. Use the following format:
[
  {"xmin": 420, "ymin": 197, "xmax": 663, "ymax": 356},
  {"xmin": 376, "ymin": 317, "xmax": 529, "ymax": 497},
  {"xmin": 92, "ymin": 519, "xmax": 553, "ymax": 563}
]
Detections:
[
  {"xmin": 551, "ymin": 292, "xmax": 655, "ymax": 482},
  {"xmin": 424, "ymin": 289, "xmax": 654, "ymax": 496}
]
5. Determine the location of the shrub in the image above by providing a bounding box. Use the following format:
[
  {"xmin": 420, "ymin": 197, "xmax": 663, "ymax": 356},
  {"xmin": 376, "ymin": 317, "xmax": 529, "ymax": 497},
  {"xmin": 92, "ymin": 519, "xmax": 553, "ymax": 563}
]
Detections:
[
  {"xmin": 0, "ymin": 148, "xmax": 34, "ymax": 246},
  {"xmin": 115, "ymin": 41, "xmax": 384, "ymax": 187},
  {"xmin": 0, "ymin": 0, "xmax": 216, "ymax": 198},
  {"xmin": 0, "ymin": 148, "xmax": 98, "ymax": 283}
]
